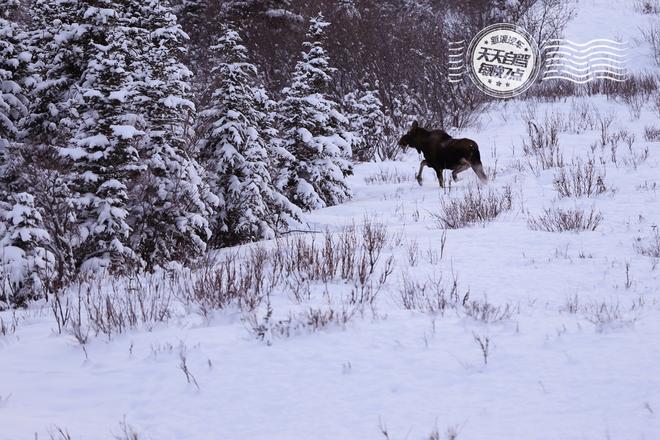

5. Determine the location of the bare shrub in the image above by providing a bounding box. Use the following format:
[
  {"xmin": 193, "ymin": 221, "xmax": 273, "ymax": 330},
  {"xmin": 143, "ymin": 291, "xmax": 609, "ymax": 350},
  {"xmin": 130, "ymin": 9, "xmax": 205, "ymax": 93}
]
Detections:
[
  {"xmin": 624, "ymin": 92, "xmax": 645, "ymax": 119},
  {"xmin": 604, "ymin": 73, "xmax": 657, "ymax": 101},
  {"xmin": 522, "ymin": 115, "xmax": 564, "ymax": 171},
  {"xmin": 634, "ymin": 228, "xmax": 660, "ymax": 258},
  {"xmin": 53, "ymin": 273, "xmax": 174, "ymax": 342},
  {"xmin": 49, "ymin": 426, "xmax": 73, "ymax": 440},
  {"xmin": 377, "ymin": 129, "xmax": 403, "ymax": 161},
  {"xmin": 399, "ymin": 272, "xmax": 466, "ymax": 315},
  {"xmin": 641, "ymin": 19, "xmax": 660, "ymax": 65},
  {"xmin": 114, "ymin": 417, "xmax": 140, "ymax": 440},
  {"xmin": 597, "ymin": 111, "xmax": 614, "ymax": 147},
  {"xmin": 563, "ymin": 100, "xmax": 597, "ymax": 133},
  {"xmin": 464, "ymin": 298, "xmax": 513, "ymax": 323},
  {"xmin": 583, "ymin": 300, "xmax": 637, "ymax": 331},
  {"xmin": 241, "ymin": 218, "xmax": 395, "ymax": 341},
  {"xmin": 654, "ymin": 92, "xmax": 660, "ymax": 117},
  {"xmin": 635, "ymin": 0, "xmax": 660, "ymax": 13},
  {"xmin": 472, "ymin": 332, "xmax": 490, "ymax": 365},
  {"xmin": 644, "ymin": 125, "xmax": 660, "ymax": 141},
  {"xmin": 178, "ymin": 343, "xmax": 200, "ymax": 391},
  {"xmin": 399, "ymin": 273, "xmax": 512, "ymax": 324},
  {"xmin": 553, "ymin": 159, "xmax": 608, "ymax": 198},
  {"xmin": 180, "ymin": 250, "xmax": 265, "ymax": 317},
  {"xmin": 621, "ymin": 144, "xmax": 650, "ymax": 169},
  {"xmin": 527, "ymin": 206, "xmax": 604, "ymax": 232},
  {"xmin": 0, "ymin": 311, "xmax": 18, "ymax": 336},
  {"xmin": 364, "ymin": 168, "xmax": 413, "ymax": 185},
  {"xmin": 248, "ymin": 299, "xmax": 359, "ymax": 342},
  {"xmin": 433, "ymin": 185, "xmax": 513, "ymax": 229}
]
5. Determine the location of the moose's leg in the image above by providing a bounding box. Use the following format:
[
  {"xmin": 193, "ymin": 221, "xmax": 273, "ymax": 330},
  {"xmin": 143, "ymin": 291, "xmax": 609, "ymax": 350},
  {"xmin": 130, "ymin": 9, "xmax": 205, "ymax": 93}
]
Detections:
[
  {"xmin": 434, "ymin": 167, "xmax": 445, "ymax": 188},
  {"xmin": 452, "ymin": 159, "xmax": 471, "ymax": 182},
  {"xmin": 416, "ymin": 160, "xmax": 427, "ymax": 186},
  {"xmin": 471, "ymin": 161, "xmax": 489, "ymax": 183}
]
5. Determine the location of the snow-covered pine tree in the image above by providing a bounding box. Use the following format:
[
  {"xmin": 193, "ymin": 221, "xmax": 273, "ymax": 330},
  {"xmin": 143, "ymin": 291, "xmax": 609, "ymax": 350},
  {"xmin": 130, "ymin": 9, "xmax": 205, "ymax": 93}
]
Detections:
[
  {"xmin": 63, "ymin": 2, "xmax": 144, "ymax": 272},
  {"xmin": 128, "ymin": 0, "xmax": 217, "ymax": 267},
  {"xmin": 198, "ymin": 25, "xmax": 302, "ymax": 247},
  {"xmin": 343, "ymin": 84, "xmax": 385, "ymax": 162},
  {"xmin": 0, "ymin": 1, "xmax": 57, "ymax": 305},
  {"xmin": 23, "ymin": 0, "xmax": 87, "ymax": 150},
  {"xmin": 13, "ymin": 0, "xmax": 90, "ymax": 282},
  {"xmin": 0, "ymin": 0, "xmax": 29, "ymax": 163},
  {"xmin": 0, "ymin": 192, "xmax": 53, "ymax": 308},
  {"xmin": 276, "ymin": 13, "xmax": 353, "ymax": 211}
]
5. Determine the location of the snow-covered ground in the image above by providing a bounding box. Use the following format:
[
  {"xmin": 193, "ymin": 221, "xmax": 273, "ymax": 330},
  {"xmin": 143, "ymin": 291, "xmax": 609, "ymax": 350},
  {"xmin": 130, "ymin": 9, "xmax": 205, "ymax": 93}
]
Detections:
[{"xmin": 3, "ymin": 2, "xmax": 660, "ymax": 439}]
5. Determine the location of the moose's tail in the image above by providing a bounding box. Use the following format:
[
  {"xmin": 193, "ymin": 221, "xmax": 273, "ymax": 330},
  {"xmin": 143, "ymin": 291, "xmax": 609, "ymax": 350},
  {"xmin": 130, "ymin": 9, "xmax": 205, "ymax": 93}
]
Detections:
[{"xmin": 470, "ymin": 143, "xmax": 488, "ymax": 183}]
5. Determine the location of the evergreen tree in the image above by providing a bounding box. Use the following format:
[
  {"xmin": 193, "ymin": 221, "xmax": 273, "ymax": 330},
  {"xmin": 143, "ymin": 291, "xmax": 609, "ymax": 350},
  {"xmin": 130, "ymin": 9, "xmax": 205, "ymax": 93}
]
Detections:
[
  {"xmin": 0, "ymin": 0, "xmax": 29, "ymax": 158},
  {"xmin": 16, "ymin": 0, "xmax": 90, "ymax": 281},
  {"xmin": 128, "ymin": 0, "xmax": 217, "ymax": 267},
  {"xmin": 0, "ymin": 192, "xmax": 53, "ymax": 308},
  {"xmin": 23, "ymin": 0, "xmax": 87, "ymax": 149},
  {"xmin": 198, "ymin": 25, "xmax": 301, "ymax": 247},
  {"xmin": 64, "ymin": 2, "xmax": 144, "ymax": 271},
  {"xmin": 276, "ymin": 13, "xmax": 353, "ymax": 211},
  {"xmin": 343, "ymin": 84, "xmax": 385, "ymax": 162}
]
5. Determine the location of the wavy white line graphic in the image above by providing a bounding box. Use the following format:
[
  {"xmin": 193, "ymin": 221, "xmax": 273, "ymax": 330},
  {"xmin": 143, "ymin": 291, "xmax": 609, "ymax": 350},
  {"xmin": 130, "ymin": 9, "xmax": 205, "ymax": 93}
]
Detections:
[
  {"xmin": 541, "ymin": 38, "xmax": 628, "ymax": 83},
  {"xmin": 543, "ymin": 44, "xmax": 628, "ymax": 53},
  {"xmin": 542, "ymin": 38, "xmax": 627, "ymax": 47},
  {"xmin": 448, "ymin": 41, "xmax": 466, "ymax": 83}
]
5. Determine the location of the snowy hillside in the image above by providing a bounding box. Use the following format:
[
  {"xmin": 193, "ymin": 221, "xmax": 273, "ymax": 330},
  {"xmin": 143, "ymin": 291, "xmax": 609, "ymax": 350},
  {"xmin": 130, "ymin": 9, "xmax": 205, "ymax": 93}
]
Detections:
[{"xmin": 2, "ymin": 1, "xmax": 660, "ymax": 440}]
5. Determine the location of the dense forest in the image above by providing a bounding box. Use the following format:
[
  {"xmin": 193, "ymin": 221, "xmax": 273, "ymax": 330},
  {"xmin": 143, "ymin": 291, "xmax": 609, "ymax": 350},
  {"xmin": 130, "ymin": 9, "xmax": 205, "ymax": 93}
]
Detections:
[{"xmin": 0, "ymin": 0, "xmax": 572, "ymax": 308}]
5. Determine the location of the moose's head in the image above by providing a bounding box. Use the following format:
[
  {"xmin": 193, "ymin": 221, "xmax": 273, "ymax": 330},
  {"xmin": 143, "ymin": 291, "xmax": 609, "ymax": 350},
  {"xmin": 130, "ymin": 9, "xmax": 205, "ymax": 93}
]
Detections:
[{"xmin": 398, "ymin": 120, "xmax": 423, "ymax": 152}]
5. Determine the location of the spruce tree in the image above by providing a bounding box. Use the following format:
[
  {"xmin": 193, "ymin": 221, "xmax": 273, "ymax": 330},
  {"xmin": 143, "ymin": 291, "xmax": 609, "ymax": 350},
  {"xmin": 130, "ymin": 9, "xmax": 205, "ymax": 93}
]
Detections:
[
  {"xmin": 0, "ymin": 0, "xmax": 28, "ymax": 158},
  {"xmin": 276, "ymin": 13, "xmax": 353, "ymax": 211},
  {"xmin": 198, "ymin": 25, "xmax": 301, "ymax": 247},
  {"xmin": 128, "ymin": 0, "xmax": 217, "ymax": 267},
  {"xmin": 64, "ymin": 2, "xmax": 143, "ymax": 271},
  {"xmin": 343, "ymin": 84, "xmax": 385, "ymax": 162},
  {"xmin": 0, "ymin": 192, "xmax": 53, "ymax": 308}
]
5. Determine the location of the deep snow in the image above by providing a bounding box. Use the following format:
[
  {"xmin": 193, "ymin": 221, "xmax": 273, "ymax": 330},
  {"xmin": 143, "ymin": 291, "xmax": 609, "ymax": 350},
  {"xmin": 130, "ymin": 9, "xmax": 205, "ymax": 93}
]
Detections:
[{"xmin": 2, "ymin": 1, "xmax": 660, "ymax": 439}]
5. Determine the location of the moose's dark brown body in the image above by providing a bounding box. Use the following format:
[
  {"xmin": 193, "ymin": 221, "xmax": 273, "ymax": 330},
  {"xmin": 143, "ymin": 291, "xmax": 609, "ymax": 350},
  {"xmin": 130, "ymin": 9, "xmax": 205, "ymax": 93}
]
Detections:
[{"xmin": 399, "ymin": 121, "xmax": 487, "ymax": 187}]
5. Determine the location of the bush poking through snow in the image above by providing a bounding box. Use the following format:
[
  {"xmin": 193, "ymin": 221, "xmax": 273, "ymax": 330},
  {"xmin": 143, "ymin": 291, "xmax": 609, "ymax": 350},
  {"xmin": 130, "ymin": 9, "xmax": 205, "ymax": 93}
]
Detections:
[
  {"xmin": 51, "ymin": 273, "xmax": 174, "ymax": 342},
  {"xmin": 399, "ymin": 273, "xmax": 513, "ymax": 323},
  {"xmin": 48, "ymin": 426, "xmax": 73, "ymax": 440},
  {"xmin": 635, "ymin": 0, "xmax": 660, "ymax": 14},
  {"xmin": 364, "ymin": 169, "xmax": 414, "ymax": 185},
  {"xmin": 553, "ymin": 159, "xmax": 608, "ymax": 198},
  {"xmin": 434, "ymin": 185, "xmax": 513, "ymax": 229},
  {"xmin": 464, "ymin": 298, "xmax": 513, "ymax": 323},
  {"xmin": 245, "ymin": 219, "xmax": 394, "ymax": 341},
  {"xmin": 634, "ymin": 228, "xmax": 660, "ymax": 258},
  {"xmin": 399, "ymin": 272, "xmax": 466, "ymax": 315},
  {"xmin": 644, "ymin": 125, "xmax": 660, "ymax": 141},
  {"xmin": 522, "ymin": 115, "xmax": 564, "ymax": 171},
  {"xmin": 583, "ymin": 300, "xmax": 637, "ymax": 332},
  {"xmin": 472, "ymin": 332, "xmax": 490, "ymax": 365},
  {"xmin": 527, "ymin": 206, "xmax": 603, "ymax": 232}
]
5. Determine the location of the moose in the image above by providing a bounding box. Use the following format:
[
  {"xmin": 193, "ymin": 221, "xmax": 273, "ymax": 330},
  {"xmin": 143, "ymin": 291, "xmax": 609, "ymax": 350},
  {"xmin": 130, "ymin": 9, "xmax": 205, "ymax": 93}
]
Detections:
[{"xmin": 398, "ymin": 121, "xmax": 488, "ymax": 187}]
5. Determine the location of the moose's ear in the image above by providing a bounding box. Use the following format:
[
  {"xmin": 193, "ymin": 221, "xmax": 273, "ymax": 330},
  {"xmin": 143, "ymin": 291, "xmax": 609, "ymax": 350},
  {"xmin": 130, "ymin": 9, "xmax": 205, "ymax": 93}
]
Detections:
[{"xmin": 411, "ymin": 120, "xmax": 418, "ymax": 129}]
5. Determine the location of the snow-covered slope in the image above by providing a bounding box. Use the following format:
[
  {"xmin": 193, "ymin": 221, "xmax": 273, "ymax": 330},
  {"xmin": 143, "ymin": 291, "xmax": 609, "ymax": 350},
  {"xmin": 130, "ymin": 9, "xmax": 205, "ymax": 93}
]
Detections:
[{"xmin": 2, "ymin": 2, "xmax": 660, "ymax": 440}]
